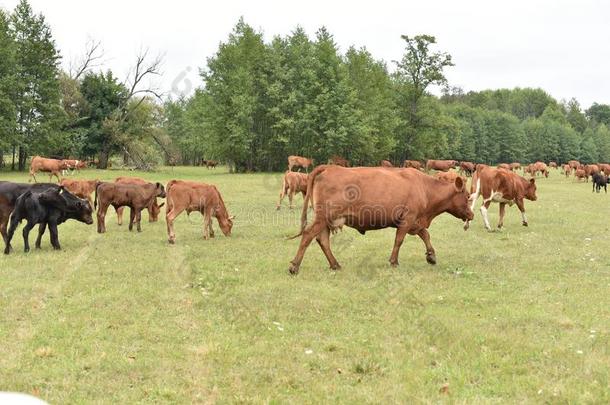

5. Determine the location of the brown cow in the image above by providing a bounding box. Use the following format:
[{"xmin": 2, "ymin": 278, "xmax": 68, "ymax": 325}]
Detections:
[
  {"xmin": 328, "ymin": 155, "xmax": 349, "ymax": 167},
  {"xmin": 549, "ymin": 161, "xmax": 558, "ymax": 169},
  {"xmin": 288, "ymin": 155, "xmax": 313, "ymax": 172},
  {"xmin": 531, "ymin": 161, "xmax": 549, "ymax": 178},
  {"xmin": 165, "ymin": 180, "xmax": 234, "ymax": 244},
  {"xmin": 403, "ymin": 160, "xmax": 423, "ymax": 170},
  {"xmin": 598, "ymin": 163, "xmax": 610, "ymax": 175},
  {"xmin": 114, "ymin": 177, "xmax": 165, "ymax": 225},
  {"xmin": 287, "ymin": 165, "xmax": 474, "ymax": 274},
  {"xmin": 584, "ymin": 164, "xmax": 600, "ymax": 178},
  {"xmin": 435, "ymin": 171, "xmax": 465, "ymax": 183},
  {"xmin": 203, "ymin": 160, "xmax": 218, "ymax": 169},
  {"xmin": 425, "ymin": 159, "xmax": 458, "ymax": 172},
  {"xmin": 470, "ymin": 166, "xmax": 537, "ymax": 230},
  {"xmin": 61, "ymin": 159, "xmax": 88, "ymax": 175},
  {"xmin": 510, "ymin": 162, "xmax": 521, "ymax": 171},
  {"xmin": 29, "ymin": 156, "xmax": 69, "ymax": 183},
  {"xmin": 497, "ymin": 163, "xmax": 510, "ymax": 170},
  {"xmin": 574, "ymin": 169, "xmax": 587, "ymax": 181},
  {"xmin": 562, "ymin": 164, "xmax": 572, "ymax": 177},
  {"xmin": 380, "ymin": 160, "xmax": 393, "ymax": 167},
  {"xmin": 59, "ymin": 179, "xmax": 99, "ymax": 205},
  {"xmin": 277, "ymin": 172, "xmax": 308, "ymax": 210},
  {"xmin": 95, "ymin": 182, "xmax": 166, "ymax": 233},
  {"xmin": 568, "ymin": 160, "xmax": 580, "ymax": 170},
  {"xmin": 459, "ymin": 161, "xmax": 475, "ymax": 176}
]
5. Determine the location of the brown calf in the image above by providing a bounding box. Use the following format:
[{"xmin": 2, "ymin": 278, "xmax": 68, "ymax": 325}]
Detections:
[
  {"xmin": 328, "ymin": 155, "xmax": 349, "ymax": 167},
  {"xmin": 425, "ymin": 159, "xmax": 457, "ymax": 172},
  {"xmin": 288, "ymin": 155, "xmax": 313, "ymax": 172},
  {"xmin": 29, "ymin": 156, "xmax": 69, "ymax": 183},
  {"xmin": 95, "ymin": 182, "xmax": 166, "ymax": 233},
  {"xmin": 114, "ymin": 177, "xmax": 165, "ymax": 224},
  {"xmin": 277, "ymin": 172, "xmax": 308, "ymax": 210},
  {"xmin": 59, "ymin": 179, "xmax": 99, "ymax": 205},
  {"xmin": 165, "ymin": 180, "xmax": 234, "ymax": 244},
  {"xmin": 380, "ymin": 160, "xmax": 393, "ymax": 167},
  {"xmin": 403, "ymin": 160, "xmax": 423, "ymax": 170}
]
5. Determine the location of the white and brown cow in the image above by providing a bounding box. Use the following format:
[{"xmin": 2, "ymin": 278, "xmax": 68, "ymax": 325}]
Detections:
[{"xmin": 470, "ymin": 166, "xmax": 537, "ymax": 230}]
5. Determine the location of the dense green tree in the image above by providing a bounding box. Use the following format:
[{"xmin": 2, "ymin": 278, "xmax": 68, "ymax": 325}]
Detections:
[
  {"xmin": 586, "ymin": 103, "xmax": 610, "ymax": 127},
  {"xmin": 0, "ymin": 10, "xmax": 16, "ymax": 167},
  {"xmin": 565, "ymin": 98, "xmax": 587, "ymax": 133}
]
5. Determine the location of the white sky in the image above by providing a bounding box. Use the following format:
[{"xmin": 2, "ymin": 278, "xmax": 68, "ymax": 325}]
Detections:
[{"xmin": 2, "ymin": 0, "xmax": 609, "ymax": 109}]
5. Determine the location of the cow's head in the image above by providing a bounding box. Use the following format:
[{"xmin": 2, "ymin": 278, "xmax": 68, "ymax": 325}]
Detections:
[
  {"xmin": 446, "ymin": 177, "xmax": 475, "ymax": 227},
  {"xmin": 149, "ymin": 200, "xmax": 165, "ymax": 222},
  {"xmin": 525, "ymin": 178, "xmax": 537, "ymax": 201},
  {"xmin": 40, "ymin": 187, "xmax": 94, "ymax": 224},
  {"xmin": 155, "ymin": 182, "xmax": 166, "ymax": 199},
  {"xmin": 218, "ymin": 214, "xmax": 234, "ymax": 236}
]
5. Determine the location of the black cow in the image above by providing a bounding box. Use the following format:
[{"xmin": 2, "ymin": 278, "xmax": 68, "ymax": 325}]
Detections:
[
  {"xmin": 592, "ymin": 172, "xmax": 609, "ymax": 193},
  {"xmin": 4, "ymin": 186, "xmax": 94, "ymax": 254},
  {"xmin": 0, "ymin": 182, "xmax": 60, "ymax": 245}
]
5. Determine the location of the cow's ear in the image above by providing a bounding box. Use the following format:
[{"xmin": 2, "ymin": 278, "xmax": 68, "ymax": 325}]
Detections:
[
  {"xmin": 454, "ymin": 176, "xmax": 464, "ymax": 192},
  {"xmin": 529, "ymin": 178, "xmax": 536, "ymax": 185}
]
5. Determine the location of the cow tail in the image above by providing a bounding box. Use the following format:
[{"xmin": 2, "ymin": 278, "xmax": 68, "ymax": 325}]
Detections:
[
  {"xmin": 94, "ymin": 182, "xmax": 101, "ymax": 210},
  {"xmin": 165, "ymin": 180, "xmax": 178, "ymax": 214},
  {"xmin": 287, "ymin": 165, "xmax": 326, "ymax": 240}
]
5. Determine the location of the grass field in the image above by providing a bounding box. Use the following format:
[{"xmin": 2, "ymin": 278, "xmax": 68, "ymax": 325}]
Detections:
[{"xmin": 0, "ymin": 166, "xmax": 609, "ymax": 403}]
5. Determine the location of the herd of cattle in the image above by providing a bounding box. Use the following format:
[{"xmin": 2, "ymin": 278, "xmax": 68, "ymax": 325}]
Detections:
[{"xmin": 0, "ymin": 154, "xmax": 607, "ymax": 274}]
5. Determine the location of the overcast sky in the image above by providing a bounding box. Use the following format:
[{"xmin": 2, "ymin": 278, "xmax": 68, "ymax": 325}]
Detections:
[{"xmin": 2, "ymin": 0, "xmax": 609, "ymax": 108}]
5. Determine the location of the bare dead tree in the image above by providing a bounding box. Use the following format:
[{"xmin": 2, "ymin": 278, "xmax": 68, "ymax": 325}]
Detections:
[{"xmin": 69, "ymin": 38, "xmax": 104, "ymax": 80}]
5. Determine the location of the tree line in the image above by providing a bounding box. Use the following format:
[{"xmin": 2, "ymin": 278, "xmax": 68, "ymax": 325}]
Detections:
[{"xmin": 2, "ymin": 4, "xmax": 610, "ymax": 172}]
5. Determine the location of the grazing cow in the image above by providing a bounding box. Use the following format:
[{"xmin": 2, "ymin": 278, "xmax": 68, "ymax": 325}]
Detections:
[
  {"xmin": 114, "ymin": 177, "xmax": 165, "ymax": 224},
  {"xmin": 4, "ymin": 186, "xmax": 93, "ymax": 254},
  {"xmin": 61, "ymin": 159, "xmax": 87, "ymax": 176},
  {"xmin": 59, "ymin": 179, "xmax": 99, "ymax": 205},
  {"xmin": 204, "ymin": 160, "xmax": 218, "ymax": 169},
  {"xmin": 277, "ymin": 171, "xmax": 308, "ymax": 210},
  {"xmin": 287, "ymin": 166, "xmax": 474, "ymax": 274},
  {"xmin": 575, "ymin": 169, "xmax": 587, "ymax": 181},
  {"xmin": 380, "ymin": 160, "xmax": 393, "ymax": 167},
  {"xmin": 287, "ymin": 155, "xmax": 314, "ymax": 172},
  {"xmin": 562, "ymin": 164, "xmax": 572, "ymax": 177},
  {"xmin": 165, "ymin": 180, "xmax": 234, "ymax": 244},
  {"xmin": 585, "ymin": 164, "xmax": 600, "ymax": 178},
  {"xmin": 510, "ymin": 162, "xmax": 521, "ymax": 171},
  {"xmin": 459, "ymin": 161, "xmax": 475, "ymax": 176},
  {"xmin": 549, "ymin": 161, "xmax": 558, "ymax": 169},
  {"xmin": 403, "ymin": 160, "xmax": 423, "ymax": 170},
  {"xmin": 470, "ymin": 166, "xmax": 537, "ymax": 230},
  {"xmin": 29, "ymin": 156, "xmax": 69, "ymax": 183},
  {"xmin": 95, "ymin": 182, "xmax": 166, "ymax": 233},
  {"xmin": 435, "ymin": 171, "xmax": 465, "ymax": 183},
  {"xmin": 425, "ymin": 159, "xmax": 458, "ymax": 172},
  {"xmin": 497, "ymin": 163, "xmax": 510, "ymax": 170},
  {"xmin": 328, "ymin": 155, "xmax": 349, "ymax": 167},
  {"xmin": 598, "ymin": 163, "xmax": 610, "ymax": 175},
  {"xmin": 591, "ymin": 172, "xmax": 608, "ymax": 193},
  {"xmin": 531, "ymin": 161, "xmax": 549, "ymax": 178},
  {"xmin": 568, "ymin": 160, "xmax": 580, "ymax": 170},
  {"xmin": 0, "ymin": 182, "xmax": 60, "ymax": 246}
]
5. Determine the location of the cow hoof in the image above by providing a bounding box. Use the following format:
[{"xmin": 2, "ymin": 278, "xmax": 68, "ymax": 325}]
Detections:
[
  {"xmin": 389, "ymin": 260, "xmax": 399, "ymax": 267},
  {"xmin": 288, "ymin": 263, "xmax": 300, "ymax": 275},
  {"xmin": 497, "ymin": 224, "xmax": 503, "ymax": 229},
  {"xmin": 168, "ymin": 239, "xmax": 175, "ymax": 244},
  {"xmin": 276, "ymin": 206, "xmax": 280, "ymax": 210},
  {"xmin": 3, "ymin": 249, "xmax": 9, "ymax": 255},
  {"xmin": 426, "ymin": 253, "xmax": 437, "ymax": 265},
  {"xmin": 522, "ymin": 222, "xmax": 528, "ymax": 227},
  {"xmin": 24, "ymin": 248, "xmax": 30, "ymax": 253},
  {"xmin": 330, "ymin": 263, "xmax": 341, "ymax": 271}
]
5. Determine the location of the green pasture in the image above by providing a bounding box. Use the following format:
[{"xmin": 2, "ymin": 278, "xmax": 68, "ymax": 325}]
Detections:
[{"xmin": 0, "ymin": 166, "xmax": 608, "ymax": 403}]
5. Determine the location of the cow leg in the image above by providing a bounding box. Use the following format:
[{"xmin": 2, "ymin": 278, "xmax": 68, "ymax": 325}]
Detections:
[
  {"xmin": 128, "ymin": 208, "xmax": 136, "ymax": 231},
  {"xmin": 136, "ymin": 209, "xmax": 142, "ymax": 232},
  {"xmin": 288, "ymin": 220, "xmax": 327, "ymax": 275},
  {"xmin": 288, "ymin": 189, "xmax": 295, "ymax": 209},
  {"xmin": 276, "ymin": 187, "xmax": 286, "ymax": 210},
  {"xmin": 97, "ymin": 204, "xmax": 108, "ymax": 233},
  {"xmin": 22, "ymin": 221, "xmax": 36, "ymax": 253},
  {"xmin": 49, "ymin": 222, "xmax": 60, "ymax": 250},
  {"xmin": 203, "ymin": 208, "xmax": 212, "ymax": 240},
  {"xmin": 208, "ymin": 218, "xmax": 215, "ymax": 238},
  {"xmin": 35, "ymin": 223, "xmax": 47, "ymax": 249},
  {"xmin": 0, "ymin": 212, "xmax": 8, "ymax": 246},
  {"xmin": 417, "ymin": 228, "xmax": 436, "ymax": 265},
  {"xmin": 389, "ymin": 227, "xmax": 409, "ymax": 267},
  {"xmin": 497, "ymin": 203, "xmax": 506, "ymax": 229},
  {"xmin": 315, "ymin": 226, "xmax": 340, "ymax": 270},
  {"xmin": 165, "ymin": 207, "xmax": 182, "ymax": 244},
  {"xmin": 480, "ymin": 200, "xmax": 493, "ymax": 230},
  {"xmin": 116, "ymin": 206, "xmax": 124, "ymax": 225},
  {"xmin": 4, "ymin": 214, "xmax": 20, "ymax": 254},
  {"xmin": 516, "ymin": 199, "xmax": 528, "ymax": 226}
]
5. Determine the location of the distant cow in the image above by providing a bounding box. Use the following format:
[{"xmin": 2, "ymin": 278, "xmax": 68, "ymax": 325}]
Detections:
[
  {"xmin": 114, "ymin": 177, "xmax": 165, "ymax": 225},
  {"xmin": 165, "ymin": 180, "xmax": 234, "ymax": 244},
  {"xmin": 510, "ymin": 162, "xmax": 521, "ymax": 171},
  {"xmin": 585, "ymin": 164, "xmax": 600, "ymax": 178},
  {"xmin": 562, "ymin": 164, "xmax": 572, "ymax": 177},
  {"xmin": 59, "ymin": 179, "xmax": 99, "ymax": 205},
  {"xmin": 497, "ymin": 163, "xmax": 510, "ymax": 170},
  {"xmin": 4, "ymin": 186, "xmax": 93, "ymax": 254},
  {"xmin": 95, "ymin": 182, "xmax": 166, "ymax": 233},
  {"xmin": 288, "ymin": 155, "xmax": 314, "ymax": 172},
  {"xmin": 328, "ymin": 155, "xmax": 349, "ymax": 167},
  {"xmin": 277, "ymin": 171, "xmax": 308, "ymax": 210},
  {"xmin": 287, "ymin": 166, "xmax": 474, "ymax": 274},
  {"xmin": 592, "ymin": 172, "xmax": 608, "ymax": 193},
  {"xmin": 425, "ymin": 159, "xmax": 457, "ymax": 172},
  {"xmin": 598, "ymin": 163, "xmax": 610, "ymax": 175},
  {"xmin": 549, "ymin": 161, "xmax": 558, "ymax": 169},
  {"xmin": 29, "ymin": 156, "xmax": 69, "ymax": 183},
  {"xmin": 568, "ymin": 160, "xmax": 580, "ymax": 170},
  {"xmin": 61, "ymin": 159, "xmax": 87, "ymax": 176},
  {"xmin": 203, "ymin": 160, "xmax": 218, "ymax": 169},
  {"xmin": 403, "ymin": 160, "xmax": 423, "ymax": 170},
  {"xmin": 575, "ymin": 169, "xmax": 587, "ymax": 181},
  {"xmin": 459, "ymin": 161, "xmax": 475, "ymax": 176},
  {"xmin": 380, "ymin": 160, "xmax": 393, "ymax": 167},
  {"xmin": 470, "ymin": 166, "xmax": 537, "ymax": 230},
  {"xmin": 531, "ymin": 161, "xmax": 549, "ymax": 178}
]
